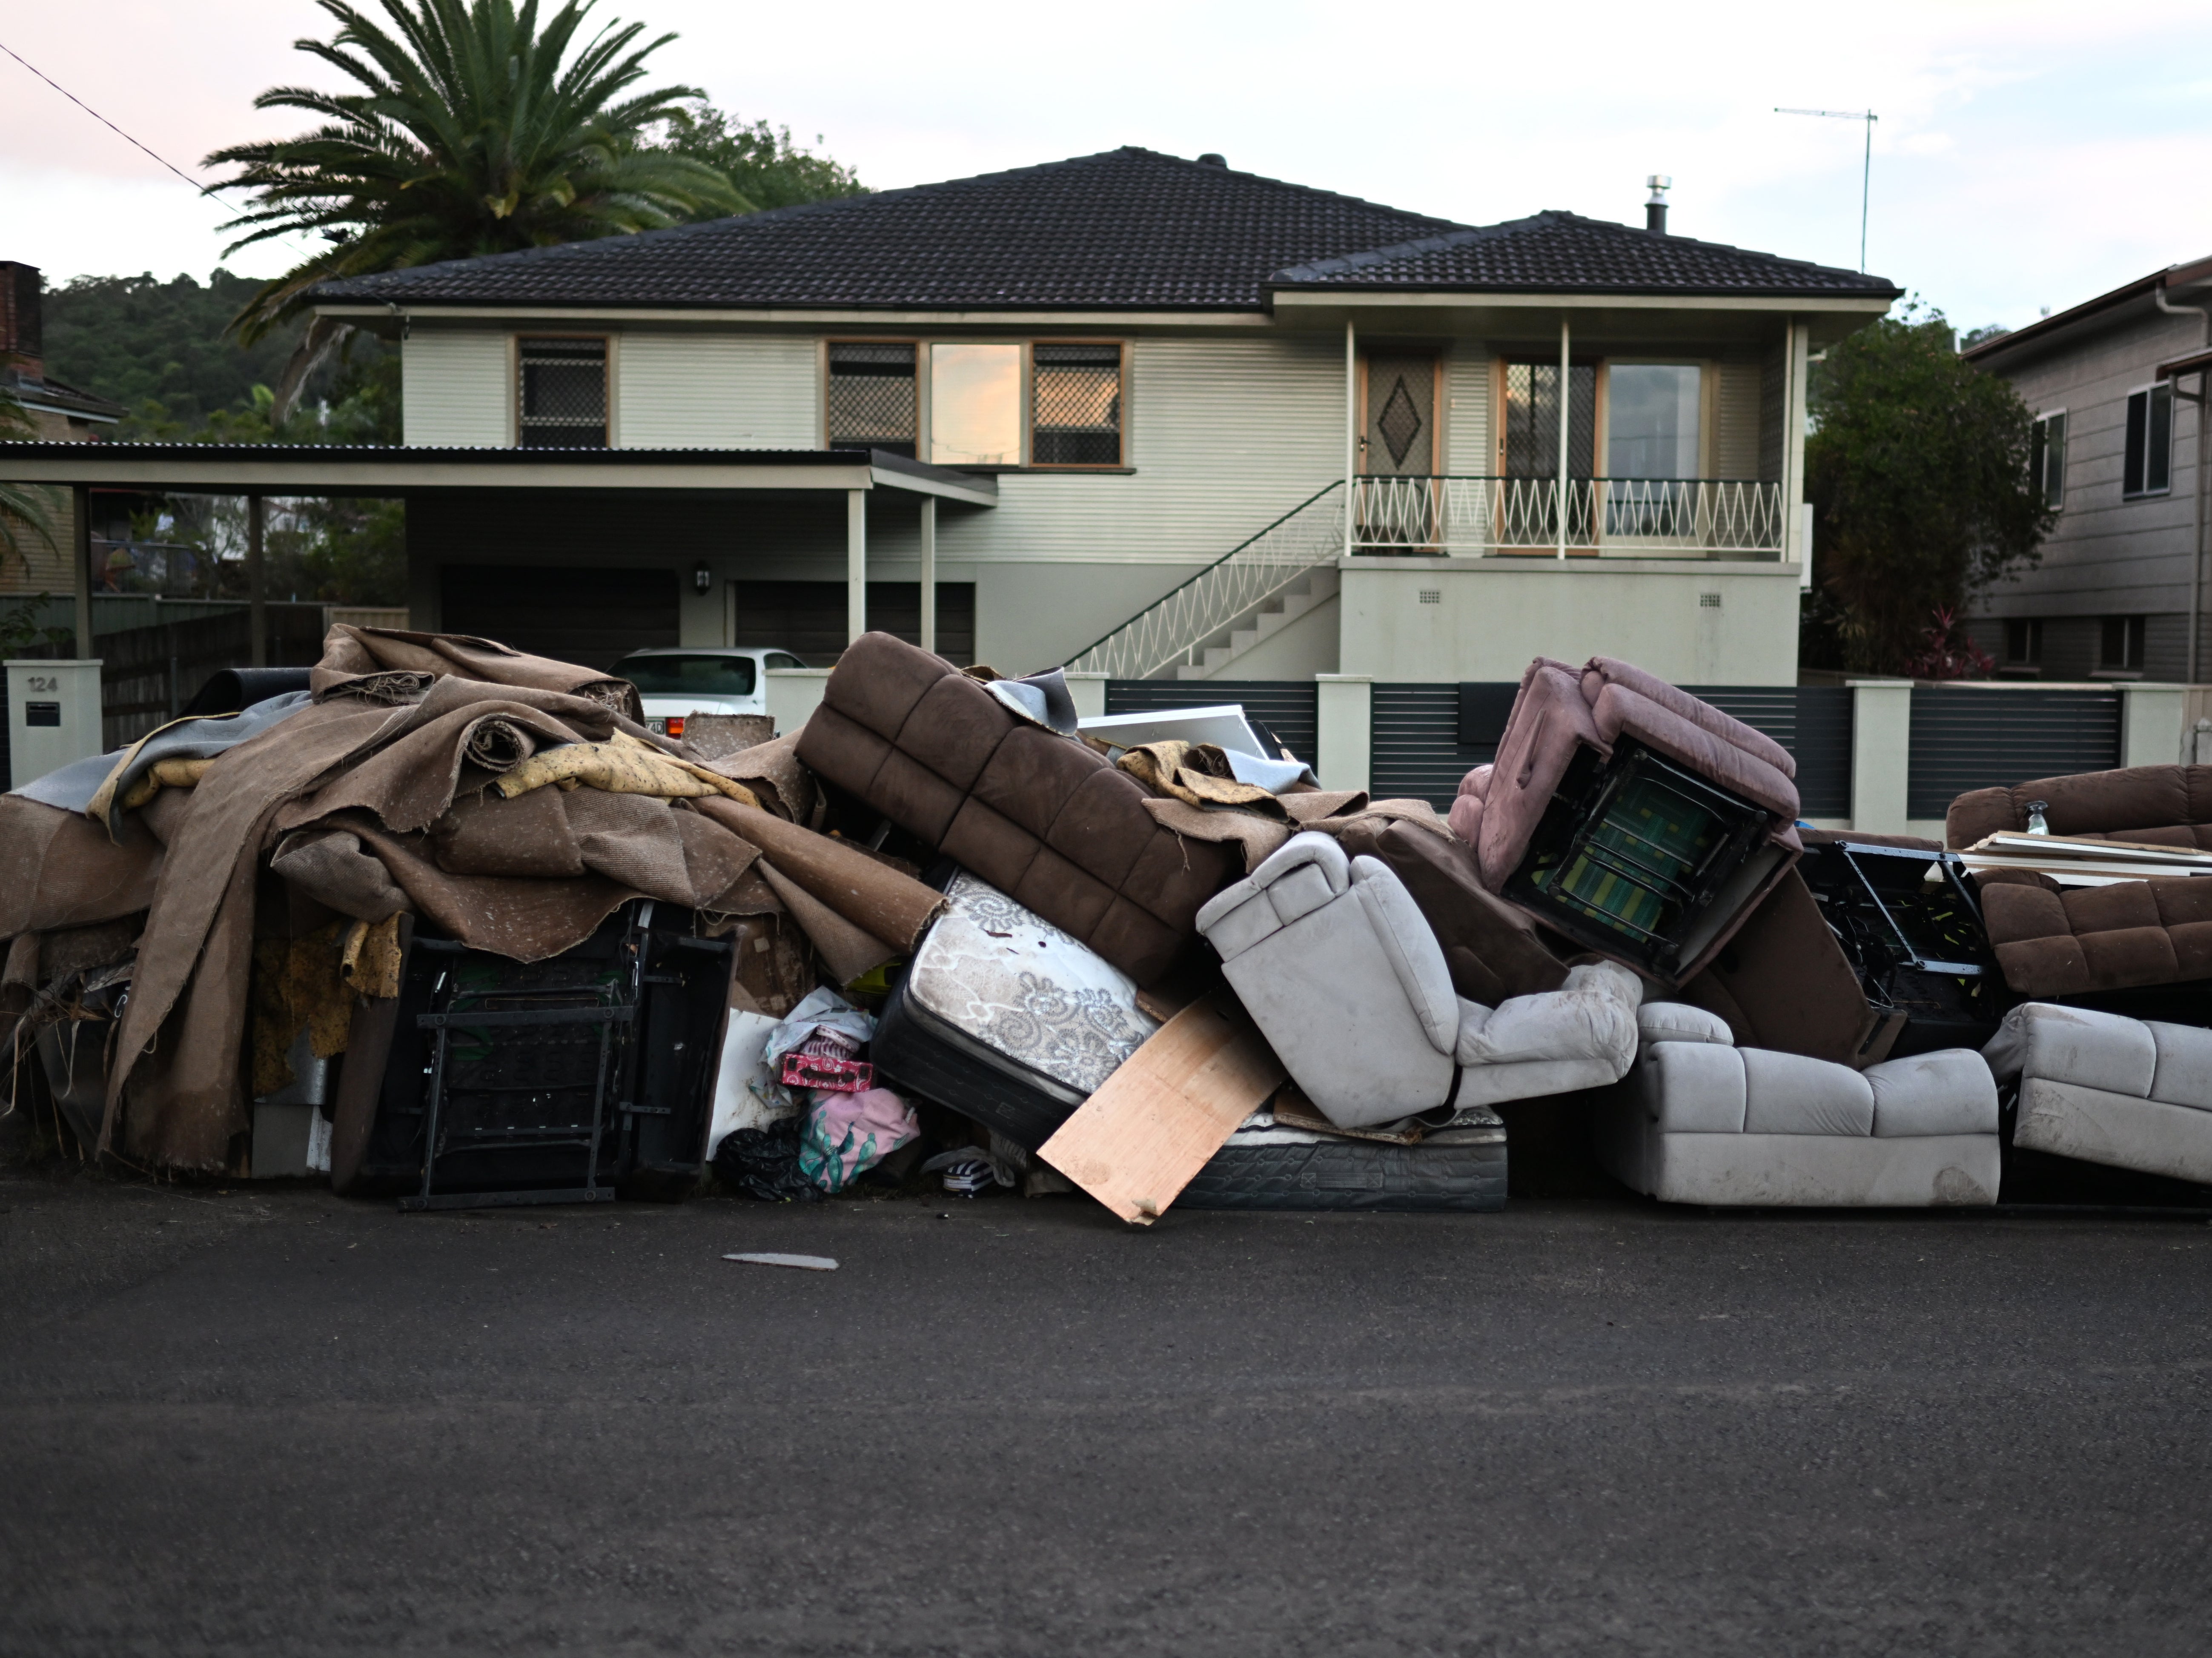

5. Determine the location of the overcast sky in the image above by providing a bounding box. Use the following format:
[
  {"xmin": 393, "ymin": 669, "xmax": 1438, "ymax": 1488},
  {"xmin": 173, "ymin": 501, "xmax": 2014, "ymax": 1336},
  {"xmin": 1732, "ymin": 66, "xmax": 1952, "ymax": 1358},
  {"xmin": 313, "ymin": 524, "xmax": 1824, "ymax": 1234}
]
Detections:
[{"xmin": 6, "ymin": 0, "xmax": 2212, "ymax": 331}]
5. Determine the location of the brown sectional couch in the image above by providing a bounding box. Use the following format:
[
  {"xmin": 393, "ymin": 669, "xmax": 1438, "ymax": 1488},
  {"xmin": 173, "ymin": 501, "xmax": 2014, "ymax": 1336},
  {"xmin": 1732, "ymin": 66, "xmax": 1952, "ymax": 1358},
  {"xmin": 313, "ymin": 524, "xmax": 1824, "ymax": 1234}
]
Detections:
[
  {"xmin": 1974, "ymin": 869, "xmax": 2212, "ymax": 998},
  {"xmin": 794, "ymin": 632, "xmax": 1235, "ymax": 985},
  {"xmin": 1946, "ymin": 765, "xmax": 2212, "ymax": 998},
  {"xmin": 1946, "ymin": 764, "xmax": 2212, "ymax": 851}
]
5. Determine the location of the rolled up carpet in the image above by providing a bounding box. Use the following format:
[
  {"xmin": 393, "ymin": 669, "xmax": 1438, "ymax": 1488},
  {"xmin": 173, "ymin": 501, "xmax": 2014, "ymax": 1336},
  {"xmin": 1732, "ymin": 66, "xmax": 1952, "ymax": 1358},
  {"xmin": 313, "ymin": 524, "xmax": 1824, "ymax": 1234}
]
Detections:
[
  {"xmin": 688, "ymin": 794, "xmax": 943, "ymax": 955},
  {"xmin": 462, "ymin": 715, "xmax": 537, "ymax": 773}
]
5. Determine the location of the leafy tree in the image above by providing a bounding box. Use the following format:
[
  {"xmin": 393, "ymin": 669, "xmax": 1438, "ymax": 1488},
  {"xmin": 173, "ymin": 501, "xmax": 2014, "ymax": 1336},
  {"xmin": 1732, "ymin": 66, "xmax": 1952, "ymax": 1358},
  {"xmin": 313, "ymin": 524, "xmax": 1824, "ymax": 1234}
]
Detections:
[
  {"xmin": 43, "ymin": 271, "xmax": 314, "ymax": 424},
  {"xmin": 1805, "ymin": 304, "xmax": 2052, "ymax": 675},
  {"xmin": 653, "ymin": 104, "xmax": 865, "ymax": 213},
  {"xmin": 203, "ymin": 0, "xmax": 742, "ymax": 415}
]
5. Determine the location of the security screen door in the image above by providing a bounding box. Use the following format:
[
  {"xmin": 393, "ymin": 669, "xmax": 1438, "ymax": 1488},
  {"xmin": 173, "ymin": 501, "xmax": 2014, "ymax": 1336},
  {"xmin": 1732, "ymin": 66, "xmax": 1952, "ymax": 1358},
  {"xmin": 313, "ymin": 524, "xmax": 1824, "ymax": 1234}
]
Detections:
[
  {"xmin": 1362, "ymin": 355, "xmax": 1438, "ymax": 547},
  {"xmin": 1502, "ymin": 361, "xmax": 1596, "ymax": 545},
  {"xmin": 1365, "ymin": 356, "xmax": 1436, "ymax": 475}
]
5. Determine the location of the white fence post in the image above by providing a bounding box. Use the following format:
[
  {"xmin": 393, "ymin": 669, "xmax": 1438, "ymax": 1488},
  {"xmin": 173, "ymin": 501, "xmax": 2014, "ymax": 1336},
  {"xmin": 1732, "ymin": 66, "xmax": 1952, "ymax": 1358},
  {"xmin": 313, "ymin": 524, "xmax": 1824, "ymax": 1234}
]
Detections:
[
  {"xmin": 1848, "ymin": 680, "xmax": 1912, "ymax": 834},
  {"xmin": 1063, "ymin": 672, "xmax": 1108, "ymax": 721},
  {"xmin": 1315, "ymin": 673, "xmax": 1372, "ymax": 793},
  {"xmin": 2120, "ymin": 683, "xmax": 2188, "ymax": 768}
]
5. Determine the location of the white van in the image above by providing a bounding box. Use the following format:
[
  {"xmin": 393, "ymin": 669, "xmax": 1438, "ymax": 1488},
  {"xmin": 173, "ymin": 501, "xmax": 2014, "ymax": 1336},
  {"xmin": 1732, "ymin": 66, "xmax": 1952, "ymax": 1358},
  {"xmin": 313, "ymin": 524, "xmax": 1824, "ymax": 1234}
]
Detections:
[{"xmin": 610, "ymin": 647, "xmax": 808, "ymax": 737}]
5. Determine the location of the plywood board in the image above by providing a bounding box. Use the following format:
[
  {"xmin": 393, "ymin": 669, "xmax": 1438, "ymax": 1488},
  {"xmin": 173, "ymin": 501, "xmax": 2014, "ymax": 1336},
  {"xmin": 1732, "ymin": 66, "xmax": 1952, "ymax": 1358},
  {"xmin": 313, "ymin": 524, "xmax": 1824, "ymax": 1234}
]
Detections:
[{"xmin": 1038, "ymin": 999, "xmax": 1287, "ymax": 1226}]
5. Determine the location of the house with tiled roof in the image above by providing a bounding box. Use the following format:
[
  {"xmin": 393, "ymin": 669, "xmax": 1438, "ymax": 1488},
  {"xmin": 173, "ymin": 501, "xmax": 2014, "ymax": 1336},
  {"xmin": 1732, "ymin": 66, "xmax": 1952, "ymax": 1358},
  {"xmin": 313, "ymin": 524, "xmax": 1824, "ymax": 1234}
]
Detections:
[{"xmin": 288, "ymin": 147, "xmax": 1900, "ymax": 707}]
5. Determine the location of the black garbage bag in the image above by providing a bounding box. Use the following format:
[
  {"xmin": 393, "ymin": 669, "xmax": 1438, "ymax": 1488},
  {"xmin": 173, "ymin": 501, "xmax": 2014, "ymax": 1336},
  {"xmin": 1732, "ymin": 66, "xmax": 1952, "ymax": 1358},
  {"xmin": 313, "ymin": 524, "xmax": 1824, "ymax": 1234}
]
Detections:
[{"xmin": 713, "ymin": 1118, "xmax": 820, "ymax": 1203}]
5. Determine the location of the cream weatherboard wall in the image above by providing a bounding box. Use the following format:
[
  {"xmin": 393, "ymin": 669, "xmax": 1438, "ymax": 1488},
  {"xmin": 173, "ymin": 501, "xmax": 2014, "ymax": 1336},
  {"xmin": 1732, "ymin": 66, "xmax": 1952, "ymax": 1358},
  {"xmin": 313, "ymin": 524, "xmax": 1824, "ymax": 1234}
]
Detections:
[
  {"xmin": 1338, "ymin": 558, "xmax": 1801, "ymax": 685},
  {"xmin": 615, "ymin": 333, "xmax": 818, "ymax": 449},
  {"xmin": 401, "ymin": 330, "xmax": 510, "ymax": 446},
  {"xmin": 927, "ymin": 332, "xmax": 1347, "ymax": 568}
]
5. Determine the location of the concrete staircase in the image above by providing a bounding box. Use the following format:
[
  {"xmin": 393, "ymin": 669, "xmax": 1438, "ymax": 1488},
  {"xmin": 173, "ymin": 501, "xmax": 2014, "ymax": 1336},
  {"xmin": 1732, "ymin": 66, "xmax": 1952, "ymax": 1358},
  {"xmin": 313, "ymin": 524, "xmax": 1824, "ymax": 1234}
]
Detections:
[{"xmin": 1174, "ymin": 565, "xmax": 1339, "ymax": 679}]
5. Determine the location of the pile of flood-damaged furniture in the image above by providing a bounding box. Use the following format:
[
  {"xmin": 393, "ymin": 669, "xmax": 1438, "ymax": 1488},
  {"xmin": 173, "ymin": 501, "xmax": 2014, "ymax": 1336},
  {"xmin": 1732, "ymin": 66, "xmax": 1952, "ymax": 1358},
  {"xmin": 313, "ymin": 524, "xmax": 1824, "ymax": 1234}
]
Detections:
[{"xmin": 6, "ymin": 624, "xmax": 2211, "ymax": 1222}]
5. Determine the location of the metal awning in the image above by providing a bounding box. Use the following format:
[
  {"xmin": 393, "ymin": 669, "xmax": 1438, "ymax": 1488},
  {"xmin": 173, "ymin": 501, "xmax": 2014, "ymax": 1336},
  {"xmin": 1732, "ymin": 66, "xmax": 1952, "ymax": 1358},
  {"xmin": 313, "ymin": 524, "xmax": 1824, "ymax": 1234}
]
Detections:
[{"xmin": 0, "ymin": 442, "xmax": 998, "ymax": 506}]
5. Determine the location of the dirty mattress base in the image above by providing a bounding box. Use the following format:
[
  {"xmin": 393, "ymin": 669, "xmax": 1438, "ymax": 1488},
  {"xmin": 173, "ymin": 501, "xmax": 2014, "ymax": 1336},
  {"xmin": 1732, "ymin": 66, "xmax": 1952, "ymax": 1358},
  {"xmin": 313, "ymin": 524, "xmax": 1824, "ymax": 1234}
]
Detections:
[{"xmin": 1177, "ymin": 1121, "xmax": 1507, "ymax": 1212}]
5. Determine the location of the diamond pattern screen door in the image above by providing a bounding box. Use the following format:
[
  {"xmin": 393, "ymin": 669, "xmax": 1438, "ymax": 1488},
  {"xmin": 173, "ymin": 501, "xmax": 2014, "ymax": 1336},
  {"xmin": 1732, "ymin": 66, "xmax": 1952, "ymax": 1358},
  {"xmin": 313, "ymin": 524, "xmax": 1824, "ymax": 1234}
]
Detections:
[{"xmin": 1362, "ymin": 355, "xmax": 1438, "ymax": 547}]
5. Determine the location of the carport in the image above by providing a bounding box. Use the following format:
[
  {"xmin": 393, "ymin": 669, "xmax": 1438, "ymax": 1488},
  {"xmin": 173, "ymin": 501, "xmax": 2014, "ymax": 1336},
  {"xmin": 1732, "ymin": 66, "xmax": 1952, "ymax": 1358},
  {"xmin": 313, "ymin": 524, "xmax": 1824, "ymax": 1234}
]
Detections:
[{"xmin": 0, "ymin": 442, "xmax": 997, "ymax": 665}]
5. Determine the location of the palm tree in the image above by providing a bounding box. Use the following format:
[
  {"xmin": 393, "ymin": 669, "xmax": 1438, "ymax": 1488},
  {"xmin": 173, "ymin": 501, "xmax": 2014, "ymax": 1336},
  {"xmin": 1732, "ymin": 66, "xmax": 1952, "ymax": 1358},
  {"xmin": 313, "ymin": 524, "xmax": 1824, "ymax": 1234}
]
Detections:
[
  {"xmin": 205, "ymin": 0, "xmax": 743, "ymax": 419},
  {"xmin": 0, "ymin": 387, "xmax": 57, "ymax": 568}
]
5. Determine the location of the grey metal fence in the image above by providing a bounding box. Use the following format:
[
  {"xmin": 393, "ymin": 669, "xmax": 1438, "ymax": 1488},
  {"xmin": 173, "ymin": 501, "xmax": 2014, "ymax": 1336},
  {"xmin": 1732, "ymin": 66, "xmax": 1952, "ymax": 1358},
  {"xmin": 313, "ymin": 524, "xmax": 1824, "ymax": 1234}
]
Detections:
[{"xmin": 1905, "ymin": 688, "xmax": 2122, "ymax": 819}]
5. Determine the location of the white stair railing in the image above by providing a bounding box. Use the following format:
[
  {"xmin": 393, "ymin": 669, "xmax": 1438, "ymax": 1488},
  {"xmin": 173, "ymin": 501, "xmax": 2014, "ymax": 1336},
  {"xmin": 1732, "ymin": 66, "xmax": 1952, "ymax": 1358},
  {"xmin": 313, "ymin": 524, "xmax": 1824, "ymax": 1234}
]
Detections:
[{"xmin": 1065, "ymin": 481, "xmax": 1345, "ymax": 679}]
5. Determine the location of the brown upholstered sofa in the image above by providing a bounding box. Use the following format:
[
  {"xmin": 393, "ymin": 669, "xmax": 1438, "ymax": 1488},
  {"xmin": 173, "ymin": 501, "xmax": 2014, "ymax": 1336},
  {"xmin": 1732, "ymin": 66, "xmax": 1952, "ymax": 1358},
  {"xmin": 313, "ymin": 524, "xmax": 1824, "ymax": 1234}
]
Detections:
[
  {"xmin": 794, "ymin": 632, "xmax": 1235, "ymax": 985},
  {"xmin": 1947, "ymin": 765, "xmax": 2212, "ymax": 998},
  {"xmin": 1947, "ymin": 764, "xmax": 2212, "ymax": 851},
  {"xmin": 1972, "ymin": 869, "xmax": 2212, "ymax": 998}
]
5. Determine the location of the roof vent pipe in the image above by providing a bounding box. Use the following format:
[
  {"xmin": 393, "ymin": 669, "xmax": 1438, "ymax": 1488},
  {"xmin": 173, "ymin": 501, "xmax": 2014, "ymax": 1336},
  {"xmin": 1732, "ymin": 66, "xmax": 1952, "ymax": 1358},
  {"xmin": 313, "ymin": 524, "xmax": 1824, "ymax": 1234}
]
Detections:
[
  {"xmin": 1196, "ymin": 152, "xmax": 1226, "ymax": 168},
  {"xmin": 1645, "ymin": 175, "xmax": 1671, "ymax": 235}
]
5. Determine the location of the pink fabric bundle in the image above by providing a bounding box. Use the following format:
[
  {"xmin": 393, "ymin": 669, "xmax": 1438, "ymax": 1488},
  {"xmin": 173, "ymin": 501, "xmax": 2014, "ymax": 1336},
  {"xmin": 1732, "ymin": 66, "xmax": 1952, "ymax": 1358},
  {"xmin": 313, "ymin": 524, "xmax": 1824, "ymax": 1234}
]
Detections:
[{"xmin": 798, "ymin": 1087, "xmax": 918, "ymax": 1192}]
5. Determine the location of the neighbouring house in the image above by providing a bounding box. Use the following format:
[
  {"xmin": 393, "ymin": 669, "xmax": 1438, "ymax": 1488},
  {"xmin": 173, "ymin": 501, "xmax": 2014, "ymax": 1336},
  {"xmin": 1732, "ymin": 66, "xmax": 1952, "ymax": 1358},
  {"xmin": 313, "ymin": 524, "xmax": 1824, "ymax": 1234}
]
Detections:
[
  {"xmin": 1, "ymin": 261, "xmax": 125, "ymax": 596},
  {"xmin": 288, "ymin": 147, "xmax": 1896, "ymax": 684},
  {"xmin": 1962, "ymin": 258, "xmax": 2212, "ymax": 682}
]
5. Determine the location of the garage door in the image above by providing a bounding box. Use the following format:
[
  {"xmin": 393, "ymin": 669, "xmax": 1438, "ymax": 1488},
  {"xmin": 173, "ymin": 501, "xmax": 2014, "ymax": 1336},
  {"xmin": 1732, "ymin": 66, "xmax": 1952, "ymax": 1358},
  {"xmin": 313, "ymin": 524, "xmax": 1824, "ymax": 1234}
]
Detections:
[{"xmin": 440, "ymin": 565, "xmax": 679, "ymax": 670}]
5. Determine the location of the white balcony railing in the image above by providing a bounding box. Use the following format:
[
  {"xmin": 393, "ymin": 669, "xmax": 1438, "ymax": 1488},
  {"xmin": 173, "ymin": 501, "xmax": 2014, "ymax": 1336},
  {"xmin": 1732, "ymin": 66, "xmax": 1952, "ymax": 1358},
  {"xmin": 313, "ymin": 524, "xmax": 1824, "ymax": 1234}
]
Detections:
[{"xmin": 1354, "ymin": 475, "xmax": 1787, "ymax": 556}]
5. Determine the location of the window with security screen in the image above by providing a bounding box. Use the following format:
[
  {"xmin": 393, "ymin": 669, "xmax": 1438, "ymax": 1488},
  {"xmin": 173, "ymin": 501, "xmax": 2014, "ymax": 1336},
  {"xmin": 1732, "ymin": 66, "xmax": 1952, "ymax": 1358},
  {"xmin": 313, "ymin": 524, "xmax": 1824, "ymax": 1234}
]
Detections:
[
  {"xmin": 828, "ymin": 343, "xmax": 918, "ymax": 458},
  {"xmin": 517, "ymin": 337, "xmax": 607, "ymax": 448},
  {"xmin": 1031, "ymin": 344, "xmax": 1124, "ymax": 467}
]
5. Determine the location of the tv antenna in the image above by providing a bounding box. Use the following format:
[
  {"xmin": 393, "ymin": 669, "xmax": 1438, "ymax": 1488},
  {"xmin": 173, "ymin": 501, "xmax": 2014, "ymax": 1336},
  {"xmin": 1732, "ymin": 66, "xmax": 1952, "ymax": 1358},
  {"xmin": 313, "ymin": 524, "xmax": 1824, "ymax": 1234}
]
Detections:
[{"xmin": 1776, "ymin": 106, "xmax": 1877, "ymax": 271}]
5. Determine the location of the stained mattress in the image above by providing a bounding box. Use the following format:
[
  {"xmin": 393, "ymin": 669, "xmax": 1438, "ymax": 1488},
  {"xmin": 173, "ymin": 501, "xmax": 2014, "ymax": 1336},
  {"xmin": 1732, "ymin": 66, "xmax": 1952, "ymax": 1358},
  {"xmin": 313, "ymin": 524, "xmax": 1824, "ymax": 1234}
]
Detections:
[
  {"xmin": 1178, "ymin": 1106, "xmax": 1508, "ymax": 1212},
  {"xmin": 871, "ymin": 869, "xmax": 1158, "ymax": 1150}
]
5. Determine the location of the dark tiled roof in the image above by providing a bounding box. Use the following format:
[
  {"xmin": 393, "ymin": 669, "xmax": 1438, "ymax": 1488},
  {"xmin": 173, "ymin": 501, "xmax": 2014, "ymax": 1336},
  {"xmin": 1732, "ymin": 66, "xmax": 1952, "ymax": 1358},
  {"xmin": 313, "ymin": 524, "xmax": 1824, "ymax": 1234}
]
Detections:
[
  {"xmin": 312, "ymin": 148, "xmax": 1463, "ymax": 312},
  {"xmin": 1272, "ymin": 212, "xmax": 1900, "ymax": 298}
]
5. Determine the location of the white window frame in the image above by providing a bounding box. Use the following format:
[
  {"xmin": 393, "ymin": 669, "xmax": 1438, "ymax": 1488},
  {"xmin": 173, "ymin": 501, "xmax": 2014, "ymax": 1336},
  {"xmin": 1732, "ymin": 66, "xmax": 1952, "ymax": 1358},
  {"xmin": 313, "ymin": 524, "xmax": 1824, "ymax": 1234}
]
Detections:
[
  {"xmin": 2122, "ymin": 383, "xmax": 2172, "ymax": 499},
  {"xmin": 2031, "ymin": 409, "xmax": 2066, "ymax": 510}
]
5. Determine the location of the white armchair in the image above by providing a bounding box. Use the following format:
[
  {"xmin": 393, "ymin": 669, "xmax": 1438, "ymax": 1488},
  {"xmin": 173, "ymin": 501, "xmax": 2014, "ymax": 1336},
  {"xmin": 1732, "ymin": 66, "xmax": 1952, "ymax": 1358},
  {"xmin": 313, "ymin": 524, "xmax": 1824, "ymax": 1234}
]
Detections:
[{"xmin": 1196, "ymin": 831, "xmax": 1644, "ymax": 1129}]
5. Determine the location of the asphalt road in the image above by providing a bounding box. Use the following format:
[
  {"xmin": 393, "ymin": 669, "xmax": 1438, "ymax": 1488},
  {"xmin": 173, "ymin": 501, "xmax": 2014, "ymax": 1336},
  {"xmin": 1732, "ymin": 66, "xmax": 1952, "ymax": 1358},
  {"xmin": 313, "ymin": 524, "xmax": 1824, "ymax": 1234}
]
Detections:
[{"xmin": 2, "ymin": 1172, "xmax": 2209, "ymax": 1657}]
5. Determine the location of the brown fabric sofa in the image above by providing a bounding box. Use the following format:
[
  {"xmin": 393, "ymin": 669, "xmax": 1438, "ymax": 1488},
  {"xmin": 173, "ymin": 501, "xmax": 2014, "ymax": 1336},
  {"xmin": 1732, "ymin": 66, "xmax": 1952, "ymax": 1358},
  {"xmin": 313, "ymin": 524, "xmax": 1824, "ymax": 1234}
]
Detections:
[
  {"xmin": 1946, "ymin": 764, "xmax": 2212, "ymax": 850},
  {"xmin": 1946, "ymin": 764, "xmax": 2212, "ymax": 997},
  {"xmin": 794, "ymin": 632, "xmax": 1235, "ymax": 985},
  {"xmin": 1974, "ymin": 868, "xmax": 2212, "ymax": 998}
]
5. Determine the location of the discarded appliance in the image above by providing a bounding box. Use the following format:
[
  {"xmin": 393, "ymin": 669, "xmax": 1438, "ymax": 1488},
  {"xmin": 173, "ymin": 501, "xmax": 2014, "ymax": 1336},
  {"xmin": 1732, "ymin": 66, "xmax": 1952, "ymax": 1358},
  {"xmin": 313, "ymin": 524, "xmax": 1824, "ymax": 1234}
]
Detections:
[
  {"xmin": 337, "ymin": 901, "xmax": 730, "ymax": 1209},
  {"xmin": 1593, "ymin": 1002, "xmax": 2001, "ymax": 1207},
  {"xmin": 871, "ymin": 868, "xmax": 1158, "ymax": 1151},
  {"xmin": 1450, "ymin": 658, "xmax": 1801, "ymax": 985},
  {"xmin": 1984, "ymin": 1002, "xmax": 2212, "ymax": 1190},
  {"xmin": 1195, "ymin": 831, "xmax": 1644, "ymax": 1129}
]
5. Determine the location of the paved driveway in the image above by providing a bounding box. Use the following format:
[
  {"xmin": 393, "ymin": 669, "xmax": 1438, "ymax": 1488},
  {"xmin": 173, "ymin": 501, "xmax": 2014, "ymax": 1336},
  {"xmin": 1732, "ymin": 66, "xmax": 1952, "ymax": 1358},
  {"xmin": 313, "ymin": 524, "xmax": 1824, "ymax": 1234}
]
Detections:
[{"xmin": 2, "ymin": 1174, "xmax": 2208, "ymax": 1656}]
